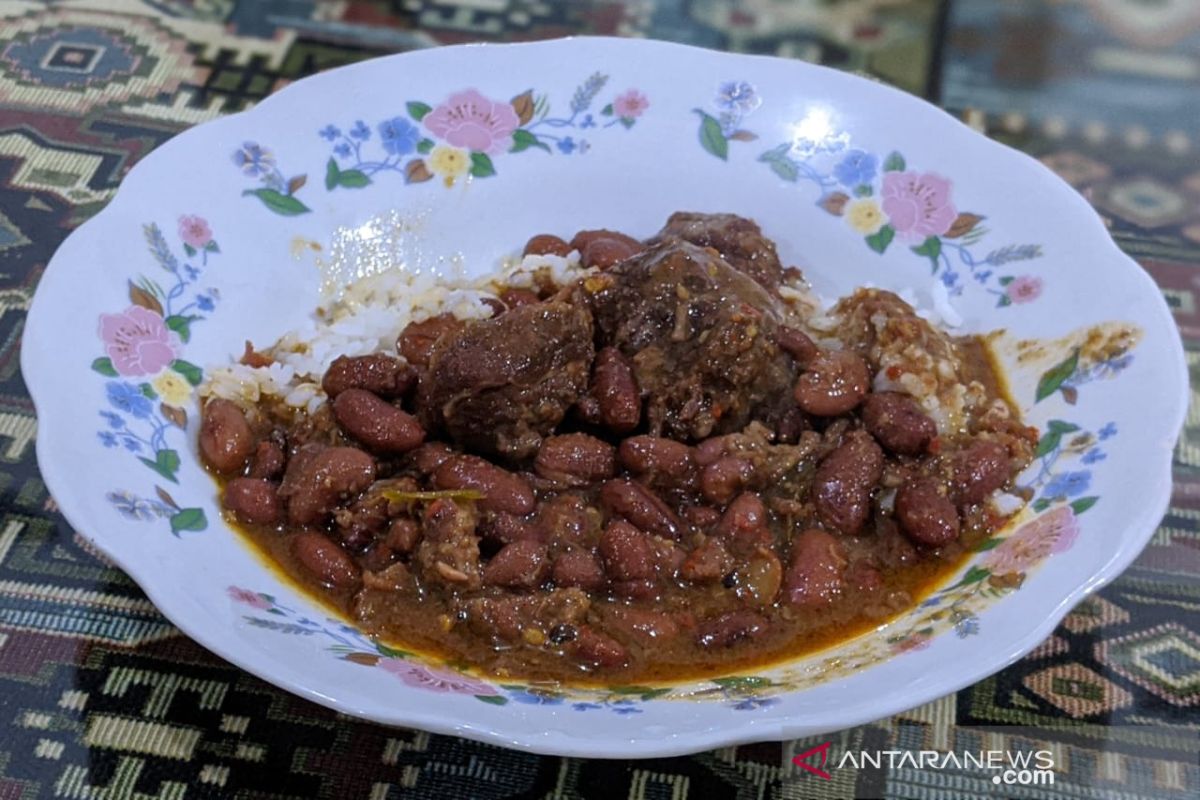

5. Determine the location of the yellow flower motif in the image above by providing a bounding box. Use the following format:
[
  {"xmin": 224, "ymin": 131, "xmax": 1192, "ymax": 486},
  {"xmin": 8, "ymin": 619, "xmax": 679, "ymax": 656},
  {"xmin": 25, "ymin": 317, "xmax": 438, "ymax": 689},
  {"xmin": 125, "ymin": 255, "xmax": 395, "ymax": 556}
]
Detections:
[
  {"xmin": 846, "ymin": 198, "xmax": 886, "ymax": 235},
  {"xmin": 429, "ymin": 145, "xmax": 470, "ymax": 187},
  {"xmin": 152, "ymin": 371, "xmax": 191, "ymax": 406}
]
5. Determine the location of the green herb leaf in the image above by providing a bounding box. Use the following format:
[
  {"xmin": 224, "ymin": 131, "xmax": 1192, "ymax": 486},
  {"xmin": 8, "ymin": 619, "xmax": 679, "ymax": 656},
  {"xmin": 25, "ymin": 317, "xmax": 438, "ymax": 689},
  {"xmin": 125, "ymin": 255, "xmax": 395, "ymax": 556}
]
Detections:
[
  {"xmin": 866, "ymin": 225, "xmax": 895, "ymax": 254},
  {"xmin": 975, "ymin": 537, "xmax": 1004, "ymax": 551},
  {"xmin": 183, "ymin": 243, "xmax": 196, "ymax": 257},
  {"xmin": 374, "ymin": 642, "xmax": 412, "ymax": 658},
  {"xmin": 960, "ymin": 565, "xmax": 991, "ymax": 585},
  {"xmin": 475, "ymin": 694, "xmax": 508, "ymax": 705},
  {"xmin": 695, "ymin": 110, "xmax": 728, "ymax": 161},
  {"xmin": 601, "ymin": 103, "xmax": 613, "ymax": 116},
  {"xmin": 169, "ymin": 507, "xmax": 206, "ymax": 534},
  {"xmin": 91, "ymin": 357, "xmax": 118, "ymax": 377},
  {"xmin": 407, "ymin": 101, "xmax": 432, "ymax": 121},
  {"xmin": 241, "ymin": 188, "xmax": 310, "ymax": 216},
  {"xmin": 854, "ymin": 184, "xmax": 873, "ymax": 197},
  {"xmin": 712, "ymin": 675, "xmax": 771, "ymax": 689},
  {"xmin": 139, "ymin": 383, "xmax": 157, "ymax": 400},
  {"xmin": 1036, "ymin": 349, "xmax": 1080, "ymax": 403},
  {"xmin": 1046, "ymin": 420, "xmax": 1080, "ymax": 434},
  {"xmin": 139, "ymin": 448, "xmax": 181, "ymax": 483},
  {"xmin": 1034, "ymin": 432, "xmax": 1062, "ymax": 459},
  {"xmin": 1032, "ymin": 497, "xmax": 1052, "ymax": 512},
  {"xmin": 416, "ymin": 138, "xmax": 434, "ymax": 154},
  {"xmin": 998, "ymin": 275, "xmax": 1014, "ymax": 286}
]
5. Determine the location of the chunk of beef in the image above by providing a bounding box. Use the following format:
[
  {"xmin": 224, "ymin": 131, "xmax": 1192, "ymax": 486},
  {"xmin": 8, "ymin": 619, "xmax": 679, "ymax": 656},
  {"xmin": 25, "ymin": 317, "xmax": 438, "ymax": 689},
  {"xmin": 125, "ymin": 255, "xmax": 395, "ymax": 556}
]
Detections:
[
  {"xmin": 655, "ymin": 212, "xmax": 784, "ymax": 291},
  {"xmin": 579, "ymin": 240, "xmax": 794, "ymax": 440},
  {"xmin": 413, "ymin": 499, "xmax": 481, "ymax": 589},
  {"xmin": 417, "ymin": 302, "xmax": 594, "ymax": 459}
]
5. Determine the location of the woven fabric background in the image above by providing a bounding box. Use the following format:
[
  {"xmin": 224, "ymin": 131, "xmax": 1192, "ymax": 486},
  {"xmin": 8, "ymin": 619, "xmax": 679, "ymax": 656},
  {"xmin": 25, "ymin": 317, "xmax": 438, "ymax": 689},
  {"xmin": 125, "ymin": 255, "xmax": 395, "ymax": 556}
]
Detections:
[{"xmin": 1, "ymin": 1, "xmax": 1197, "ymax": 797}]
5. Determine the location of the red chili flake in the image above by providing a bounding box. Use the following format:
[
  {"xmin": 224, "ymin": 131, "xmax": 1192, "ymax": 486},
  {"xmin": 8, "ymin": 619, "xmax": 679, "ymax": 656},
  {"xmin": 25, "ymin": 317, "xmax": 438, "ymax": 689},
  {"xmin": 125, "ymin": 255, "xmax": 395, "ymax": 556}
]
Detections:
[
  {"xmin": 886, "ymin": 365, "xmax": 903, "ymax": 380},
  {"xmin": 927, "ymin": 436, "xmax": 942, "ymax": 455}
]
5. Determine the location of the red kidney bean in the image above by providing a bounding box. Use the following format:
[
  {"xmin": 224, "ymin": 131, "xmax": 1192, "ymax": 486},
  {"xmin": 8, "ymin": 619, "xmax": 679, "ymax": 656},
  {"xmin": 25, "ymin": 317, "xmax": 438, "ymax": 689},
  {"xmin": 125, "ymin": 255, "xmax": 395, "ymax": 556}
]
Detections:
[
  {"xmin": 600, "ymin": 479, "xmax": 682, "ymax": 539},
  {"xmin": 684, "ymin": 505, "xmax": 722, "ymax": 529},
  {"xmin": 321, "ymin": 353, "xmax": 415, "ymax": 399},
  {"xmin": 551, "ymin": 549, "xmax": 607, "ymax": 591},
  {"xmin": 598, "ymin": 519, "xmax": 656, "ymax": 581},
  {"xmin": 846, "ymin": 561, "xmax": 884, "ymax": 594},
  {"xmin": 248, "ymin": 440, "xmax": 286, "ymax": 480},
  {"xmin": 812, "ymin": 431, "xmax": 884, "ymax": 535},
  {"xmin": 612, "ymin": 578, "xmax": 659, "ymax": 600},
  {"xmin": 618, "ymin": 436, "xmax": 694, "ymax": 479},
  {"xmin": 695, "ymin": 610, "xmax": 769, "ymax": 649},
  {"xmin": 570, "ymin": 229, "xmax": 643, "ymax": 269},
  {"xmin": 652, "ymin": 538, "xmax": 687, "ymax": 578},
  {"xmin": 784, "ymin": 528, "xmax": 847, "ymax": 607},
  {"xmin": 279, "ymin": 446, "xmax": 376, "ymax": 525},
  {"xmin": 700, "ymin": 456, "xmax": 754, "ymax": 506},
  {"xmin": 715, "ymin": 492, "xmax": 772, "ymax": 553},
  {"xmin": 480, "ymin": 512, "xmax": 542, "ymax": 547},
  {"xmin": 862, "ymin": 392, "xmax": 936, "ymax": 456},
  {"xmin": 385, "ymin": 518, "xmax": 421, "ymax": 555},
  {"xmin": 332, "ymin": 389, "xmax": 425, "ymax": 454},
  {"xmin": 411, "ymin": 442, "xmax": 454, "ymax": 474},
  {"xmin": 482, "ymin": 540, "xmax": 549, "ymax": 589},
  {"xmin": 569, "ymin": 625, "xmax": 629, "ymax": 668},
  {"xmin": 734, "ymin": 547, "xmax": 783, "ymax": 606},
  {"xmin": 535, "ymin": 433, "xmax": 615, "ymax": 485},
  {"xmin": 199, "ymin": 398, "xmax": 255, "ymax": 475},
  {"xmin": 777, "ymin": 325, "xmax": 818, "ymax": 366},
  {"xmin": 396, "ymin": 314, "xmax": 462, "ymax": 368},
  {"xmin": 523, "ymin": 234, "xmax": 572, "ymax": 257},
  {"xmin": 775, "ymin": 407, "xmax": 808, "ymax": 444},
  {"xmin": 292, "ymin": 531, "xmax": 360, "ymax": 589},
  {"xmin": 433, "ymin": 455, "xmax": 535, "ymax": 515},
  {"xmin": 602, "ymin": 606, "xmax": 681, "ymax": 645},
  {"xmin": 223, "ymin": 478, "xmax": 281, "ymax": 525},
  {"xmin": 896, "ymin": 478, "xmax": 961, "ymax": 546},
  {"xmin": 591, "ymin": 347, "xmax": 641, "ymax": 433},
  {"xmin": 500, "ymin": 288, "xmax": 541, "ymax": 310},
  {"xmin": 693, "ymin": 435, "xmax": 733, "ymax": 466},
  {"xmin": 679, "ymin": 537, "xmax": 733, "ymax": 583},
  {"xmin": 793, "ymin": 349, "xmax": 870, "ymax": 416},
  {"xmin": 533, "ymin": 494, "xmax": 598, "ymax": 547},
  {"xmin": 952, "ymin": 440, "xmax": 1011, "ymax": 505}
]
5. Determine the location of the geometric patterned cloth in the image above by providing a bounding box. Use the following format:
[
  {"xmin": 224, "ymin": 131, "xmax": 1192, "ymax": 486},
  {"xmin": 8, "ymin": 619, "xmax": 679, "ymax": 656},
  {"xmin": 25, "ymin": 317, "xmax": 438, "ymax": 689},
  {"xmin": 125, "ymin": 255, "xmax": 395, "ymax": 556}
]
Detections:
[{"xmin": 1, "ymin": 1, "xmax": 1197, "ymax": 797}]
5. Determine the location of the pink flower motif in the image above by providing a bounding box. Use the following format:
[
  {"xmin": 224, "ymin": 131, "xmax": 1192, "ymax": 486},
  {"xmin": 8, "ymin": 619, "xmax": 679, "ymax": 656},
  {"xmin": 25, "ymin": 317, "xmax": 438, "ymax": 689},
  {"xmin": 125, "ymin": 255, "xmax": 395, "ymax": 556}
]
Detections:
[
  {"xmin": 423, "ymin": 89, "xmax": 519, "ymax": 154},
  {"xmin": 1006, "ymin": 275, "xmax": 1043, "ymax": 304},
  {"xmin": 890, "ymin": 633, "xmax": 932, "ymax": 655},
  {"xmin": 378, "ymin": 659, "xmax": 498, "ymax": 696},
  {"xmin": 881, "ymin": 171, "xmax": 958, "ymax": 241},
  {"xmin": 97, "ymin": 305, "xmax": 181, "ymax": 377},
  {"xmin": 983, "ymin": 506, "xmax": 1080, "ymax": 575},
  {"xmin": 178, "ymin": 215, "xmax": 212, "ymax": 249},
  {"xmin": 227, "ymin": 586, "xmax": 272, "ymax": 610},
  {"xmin": 613, "ymin": 89, "xmax": 649, "ymax": 120}
]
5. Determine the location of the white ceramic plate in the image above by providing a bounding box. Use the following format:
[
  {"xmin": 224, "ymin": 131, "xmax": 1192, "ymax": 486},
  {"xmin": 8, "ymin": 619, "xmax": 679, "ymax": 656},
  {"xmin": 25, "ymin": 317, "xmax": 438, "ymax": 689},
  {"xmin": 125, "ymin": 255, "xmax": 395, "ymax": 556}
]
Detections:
[{"xmin": 23, "ymin": 38, "xmax": 1187, "ymax": 758}]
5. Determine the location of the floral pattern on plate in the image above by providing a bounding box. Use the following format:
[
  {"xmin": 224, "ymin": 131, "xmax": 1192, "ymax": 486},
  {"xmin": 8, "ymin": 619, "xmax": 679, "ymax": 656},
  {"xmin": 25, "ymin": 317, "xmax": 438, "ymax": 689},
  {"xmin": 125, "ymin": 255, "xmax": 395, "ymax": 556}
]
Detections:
[
  {"xmin": 91, "ymin": 218, "xmax": 219, "ymax": 534},
  {"xmin": 694, "ymin": 81, "xmax": 1045, "ymax": 306}
]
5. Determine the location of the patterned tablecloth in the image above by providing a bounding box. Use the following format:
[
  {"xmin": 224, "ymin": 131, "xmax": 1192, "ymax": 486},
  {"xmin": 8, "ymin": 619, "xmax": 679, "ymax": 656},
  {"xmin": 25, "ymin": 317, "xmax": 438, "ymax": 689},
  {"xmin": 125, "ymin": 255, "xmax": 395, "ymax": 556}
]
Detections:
[{"xmin": 1, "ymin": 2, "xmax": 1197, "ymax": 798}]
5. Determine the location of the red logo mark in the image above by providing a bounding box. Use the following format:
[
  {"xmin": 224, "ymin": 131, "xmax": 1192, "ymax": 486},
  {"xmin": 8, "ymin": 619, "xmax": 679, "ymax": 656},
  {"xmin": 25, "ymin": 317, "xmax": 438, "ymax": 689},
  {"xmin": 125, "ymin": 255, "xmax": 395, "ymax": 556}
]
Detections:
[{"xmin": 792, "ymin": 741, "xmax": 833, "ymax": 780}]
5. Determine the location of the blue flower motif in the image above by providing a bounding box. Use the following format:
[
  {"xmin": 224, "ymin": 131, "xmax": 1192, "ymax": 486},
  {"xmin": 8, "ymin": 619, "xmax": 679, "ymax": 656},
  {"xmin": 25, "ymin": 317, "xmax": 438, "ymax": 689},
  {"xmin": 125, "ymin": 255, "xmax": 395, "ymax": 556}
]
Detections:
[
  {"xmin": 350, "ymin": 120, "xmax": 371, "ymax": 140},
  {"xmin": 106, "ymin": 491, "xmax": 162, "ymax": 521},
  {"xmin": 378, "ymin": 116, "xmax": 420, "ymax": 156},
  {"xmin": 318, "ymin": 124, "xmax": 341, "ymax": 142},
  {"xmin": 718, "ymin": 110, "xmax": 739, "ymax": 136},
  {"xmin": 940, "ymin": 269, "xmax": 960, "ymax": 289},
  {"xmin": 106, "ymin": 382, "xmax": 152, "ymax": 419},
  {"xmin": 715, "ymin": 80, "xmax": 760, "ymax": 113},
  {"xmin": 1082, "ymin": 449, "xmax": 1106, "ymax": 465},
  {"xmin": 974, "ymin": 270, "xmax": 992, "ymax": 283},
  {"xmin": 920, "ymin": 595, "xmax": 943, "ymax": 609},
  {"xmin": 1099, "ymin": 422, "xmax": 1117, "ymax": 440},
  {"xmin": 556, "ymin": 137, "xmax": 577, "ymax": 155},
  {"xmin": 579, "ymin": 114, "xmax": 596, "ymax": 129},
  {"xmin": 184, "ymin": 265, "xmax": 200, "ymax": 280},
  {"xmin": 571, "ymin": 702, "xmax": 602, "ymax": 711},
  {"xmin": 122, "ymin": 436, "xmax": 141, "ymax": 453},
  {"xmin": 196, "ymin": 294, "xmax": 215, "ymax": 312},
  {"xmin": 954, "ymin": 616, "xmax": 980, "ymax": 638},
  {"xmin": 100, "ymin": 411, "xmax": 124, "ymax": 429},
  {"xmin": 98, "ymin": 431, "xmax": 118, "ymax": 448},
  {"xmin": 231, "ymin": 142, "xmax": 274, "ymax": 177},
  {"xmin": 507, "ymin": 690, "xmax": 564, "ymax": 706},
  {"xmin": 333, "ymin": 142, "xmax": 353, "ymax": 159},
  {"xmin": 610, "ymin": 703, "xmax": 643, "ymax": 715},
  {"xmin": 833, "ymin": 150, "xmax": 878, "ymax": 188},
  {"xmin": 731, "ymin": 696, "xmax": 780, "ymax": 710},
  {"xmin": 1104, "ymin": 354, "xmax": 1134, "ymax": 374},
  {"xmin": 1044, "ymin": 470, "xmax": 1092, "ymax": 498}
]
